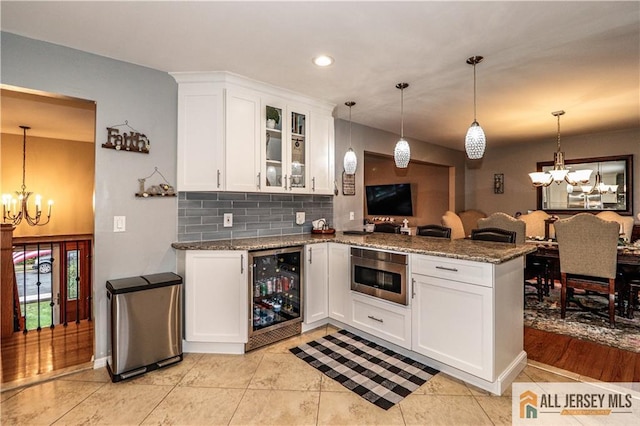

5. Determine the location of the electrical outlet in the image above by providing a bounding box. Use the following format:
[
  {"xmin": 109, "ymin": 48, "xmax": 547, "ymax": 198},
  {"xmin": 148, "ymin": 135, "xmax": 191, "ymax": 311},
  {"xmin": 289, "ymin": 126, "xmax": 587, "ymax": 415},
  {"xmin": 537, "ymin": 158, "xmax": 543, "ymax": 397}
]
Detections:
[
  {"xmin": 113, "ymin": 216, "xmax": 126, "ymax": 232},
  {"xmin": 296, "ymin": 211, "xmax": 305, "ymax": 225},
  {"xmin": 223, "ymin": 213, "xmax": 233, "ymax": 227},
  {"xmin": 349, "ymin": 211, "xmax": 355, "ymax": 220}
]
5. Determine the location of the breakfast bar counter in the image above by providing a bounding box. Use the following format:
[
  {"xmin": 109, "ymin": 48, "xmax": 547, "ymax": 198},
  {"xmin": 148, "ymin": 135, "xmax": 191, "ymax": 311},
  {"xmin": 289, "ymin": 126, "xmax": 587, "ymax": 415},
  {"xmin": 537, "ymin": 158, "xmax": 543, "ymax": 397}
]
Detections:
[{"xmin": 172, "ymin": 231, "xmax": 536, "ymax": 263}]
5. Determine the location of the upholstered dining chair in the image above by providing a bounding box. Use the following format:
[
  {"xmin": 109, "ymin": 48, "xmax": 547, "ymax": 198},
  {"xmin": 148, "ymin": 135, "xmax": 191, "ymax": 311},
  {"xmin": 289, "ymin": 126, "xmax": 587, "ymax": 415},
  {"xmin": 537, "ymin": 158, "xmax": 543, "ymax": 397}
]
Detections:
[
  {"xmin": 596, "ymin": 211, "xmax": 634, "ymax": 243},
  {"xmin": 374, "ymin": 222, "xmax": 401, "ymax": 234},
  {"xmin": 554, "ymin": 213, "xmax": 620, "ymax": 326},
  {"xmin": 470, "ymin": 227, "xmax": 516, "ymax": 243},
  {"xmin": 477, "ymin": 212, "xmax": 525, "ymax": 243},
  {"xmin": 458, "ymin": 209, "xmax": 487, "ymax": 237},
  {"xmin": 416, "ymin": 224, "xmax": 452, "ymax": 239},
  {"xmin": 519, "ymin": 210, "xmax": 552, "ymax": 239},
  {"xmin": 441, "ymin": 211, "xmax": 466, "ymax": 239},
  {"xmin": 478, "ymin": 212, "xmax": 548, "ymax": 301}
]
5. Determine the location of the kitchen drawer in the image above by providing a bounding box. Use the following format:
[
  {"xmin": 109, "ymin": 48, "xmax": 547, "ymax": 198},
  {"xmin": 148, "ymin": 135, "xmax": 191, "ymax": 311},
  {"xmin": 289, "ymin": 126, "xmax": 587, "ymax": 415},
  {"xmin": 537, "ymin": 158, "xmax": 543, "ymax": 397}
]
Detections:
[
  {"xmin": 350, "ymin": 294, "xmax": 411, "ymax": 349},
  {"xmin": 411, "ymin": 254, "xmax": 493, "ymax": 288}
]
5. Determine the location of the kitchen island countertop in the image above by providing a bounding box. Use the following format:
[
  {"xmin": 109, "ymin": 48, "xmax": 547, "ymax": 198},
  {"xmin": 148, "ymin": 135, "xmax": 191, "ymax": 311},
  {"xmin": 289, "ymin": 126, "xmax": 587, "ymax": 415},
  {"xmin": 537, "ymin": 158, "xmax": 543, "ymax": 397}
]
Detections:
[{"xmin": 172, "ymin": 232, "xmax": 536, "ymax": 264}]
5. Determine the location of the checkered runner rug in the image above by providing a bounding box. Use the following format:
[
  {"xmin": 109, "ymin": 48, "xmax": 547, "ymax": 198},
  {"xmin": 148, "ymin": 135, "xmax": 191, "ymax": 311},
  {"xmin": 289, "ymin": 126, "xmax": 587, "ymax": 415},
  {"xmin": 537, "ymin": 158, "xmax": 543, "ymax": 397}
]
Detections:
[{"xmin": 289, "ymin": 329, "xmax": 439, "ymax": 410}]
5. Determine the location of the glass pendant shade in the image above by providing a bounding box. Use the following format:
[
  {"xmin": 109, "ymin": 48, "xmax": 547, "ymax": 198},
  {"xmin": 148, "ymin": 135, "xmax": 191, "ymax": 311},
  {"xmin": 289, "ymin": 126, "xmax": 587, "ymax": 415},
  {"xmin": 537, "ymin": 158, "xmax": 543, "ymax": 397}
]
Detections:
[
  {"xmin": 528, "ymin": 172, "xmax": 553, "ymax": 187},
  {"xmin": 343, "ymin": 148, "xmax": 357, "ymax": 175},
  {"xmin": 394, "ymin": 138, "xmax": 410, "ymax": 168},
  {"xmin": 465, "ymin": 121, "xmax": 486, "ymax": 160},
  {"xmin": 548, "ymin": 169, "xmax": 569, "ymax": 182},
  {"xmin": 343, "ymin": 101, "xmax": 357, "ymax": 175}
]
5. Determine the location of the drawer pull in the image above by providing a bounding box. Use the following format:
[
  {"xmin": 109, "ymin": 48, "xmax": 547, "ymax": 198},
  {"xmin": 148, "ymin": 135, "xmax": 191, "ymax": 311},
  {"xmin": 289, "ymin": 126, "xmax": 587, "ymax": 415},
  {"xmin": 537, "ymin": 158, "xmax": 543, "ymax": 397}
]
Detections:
[
  {"xmin": 367, "ymin": 315, "xmax": 384, "ymax": 323},
  {"xmin": 435, "ymin": 266, "xmax": 459, "ymax": 272}
]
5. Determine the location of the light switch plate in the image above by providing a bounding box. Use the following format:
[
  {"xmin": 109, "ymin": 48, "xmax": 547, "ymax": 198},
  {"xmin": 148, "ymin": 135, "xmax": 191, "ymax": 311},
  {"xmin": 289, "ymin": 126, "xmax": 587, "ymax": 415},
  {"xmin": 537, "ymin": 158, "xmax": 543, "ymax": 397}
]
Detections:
[
  {"xmin": 349, "ymin": 211, "xmax": 355, "ymax": 220},
  {"xmin": 223, "ymin": 213, "xmax": 233, "ymax": 227},
  {"xmin": 296, "ymin": 211, "xmax": 305, "ymax": 225},
  {"xmin": 113, "ymin": 216, "xmax": 126, "ymax": 232}
]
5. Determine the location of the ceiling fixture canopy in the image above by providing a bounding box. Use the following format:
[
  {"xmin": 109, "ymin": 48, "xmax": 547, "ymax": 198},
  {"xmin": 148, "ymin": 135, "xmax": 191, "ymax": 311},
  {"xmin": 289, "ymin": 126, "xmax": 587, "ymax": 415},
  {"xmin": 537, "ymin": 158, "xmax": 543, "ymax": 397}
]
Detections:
[
  {"xmin": 343, "ymin": 101, "xmax": 357, "ymax": 175},
  {"xmin": 465, "ymin": 56, "xmax": 486, "ymax": 160},
  {"xmin": 528, "ymin": 110, "xmax": 593, "ymax": 187},
  {"xmin": 2, "ymin": 126, "xmax": 53, "ymax": 226},
  {"xmin": 394, "ymin": 82, "xmax": 410, "ymax": 168}
]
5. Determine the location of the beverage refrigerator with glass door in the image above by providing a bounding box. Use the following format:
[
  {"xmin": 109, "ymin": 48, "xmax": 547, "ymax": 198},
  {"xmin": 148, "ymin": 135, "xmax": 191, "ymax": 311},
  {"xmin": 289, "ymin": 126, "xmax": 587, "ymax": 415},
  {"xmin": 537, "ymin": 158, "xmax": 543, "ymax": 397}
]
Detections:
[{"xmin": 246, "ymin": 246, "xmax": 304, "ymax": 351}]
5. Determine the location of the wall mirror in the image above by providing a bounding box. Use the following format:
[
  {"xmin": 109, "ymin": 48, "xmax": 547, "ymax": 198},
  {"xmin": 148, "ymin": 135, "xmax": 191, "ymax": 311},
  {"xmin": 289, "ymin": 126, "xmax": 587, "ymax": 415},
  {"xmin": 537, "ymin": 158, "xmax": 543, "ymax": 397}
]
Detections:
[{"xmin": 535, "ymin": 154, "xmax": 633, "ymax": 215}]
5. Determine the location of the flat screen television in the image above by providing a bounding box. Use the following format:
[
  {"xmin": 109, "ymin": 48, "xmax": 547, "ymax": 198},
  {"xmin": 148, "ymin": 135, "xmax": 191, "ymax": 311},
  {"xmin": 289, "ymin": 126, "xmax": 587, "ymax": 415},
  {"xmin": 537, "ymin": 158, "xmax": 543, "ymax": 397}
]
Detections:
[{"xmin": 365, "ymin": 183, "xmax": 414, "ymax": 216}]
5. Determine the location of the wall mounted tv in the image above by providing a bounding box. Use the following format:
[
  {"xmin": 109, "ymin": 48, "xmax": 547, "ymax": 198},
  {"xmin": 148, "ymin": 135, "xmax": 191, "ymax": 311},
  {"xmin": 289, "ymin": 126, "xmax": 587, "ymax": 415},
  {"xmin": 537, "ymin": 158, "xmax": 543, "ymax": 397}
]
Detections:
[{"xmin": 365, "ymin": 183, "xmax": 414, "ymax": 216}]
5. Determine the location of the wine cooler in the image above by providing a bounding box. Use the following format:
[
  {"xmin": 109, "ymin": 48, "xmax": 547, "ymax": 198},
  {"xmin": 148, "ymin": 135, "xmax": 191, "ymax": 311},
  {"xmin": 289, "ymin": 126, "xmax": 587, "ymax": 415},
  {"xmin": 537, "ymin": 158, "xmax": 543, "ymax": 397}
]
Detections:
[{"xmin": 246, "ymin": 246, "xmax": 304, "ymax": 351}]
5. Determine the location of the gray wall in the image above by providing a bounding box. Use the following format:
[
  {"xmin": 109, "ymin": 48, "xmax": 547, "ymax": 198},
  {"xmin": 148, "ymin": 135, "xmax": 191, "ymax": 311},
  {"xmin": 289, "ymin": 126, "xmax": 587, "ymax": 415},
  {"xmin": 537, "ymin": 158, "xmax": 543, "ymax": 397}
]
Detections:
[
  {"xmin": 178, "ymin": 192, "xmax": 333, "ymax": 241},
  {"xmin": 332, "ymin": 118, "xmax": 468, "ymax": 230},
  {"xmin": 465, "ymin": 128, "xmax": 640, "ymax": 220},
  {"xmin": 2, "ymin": 32, "xmax": 178, "ymax": 360}
]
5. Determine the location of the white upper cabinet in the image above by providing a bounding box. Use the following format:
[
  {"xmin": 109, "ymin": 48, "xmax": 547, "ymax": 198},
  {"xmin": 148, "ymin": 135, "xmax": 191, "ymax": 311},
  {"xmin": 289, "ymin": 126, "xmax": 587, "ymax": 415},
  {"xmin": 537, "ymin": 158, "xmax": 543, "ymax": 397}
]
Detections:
[{"xmin": 172, "ymin": 72, "xmax": 335, "ymax": 194}]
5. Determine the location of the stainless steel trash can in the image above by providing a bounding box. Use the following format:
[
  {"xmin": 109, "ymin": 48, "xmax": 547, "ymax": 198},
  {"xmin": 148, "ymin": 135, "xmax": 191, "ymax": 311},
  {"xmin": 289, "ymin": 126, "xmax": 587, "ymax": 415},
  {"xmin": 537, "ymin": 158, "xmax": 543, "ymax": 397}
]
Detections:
[{"xmin": 106, "ymin": 272, "xmax": 183, "ymax": 382}]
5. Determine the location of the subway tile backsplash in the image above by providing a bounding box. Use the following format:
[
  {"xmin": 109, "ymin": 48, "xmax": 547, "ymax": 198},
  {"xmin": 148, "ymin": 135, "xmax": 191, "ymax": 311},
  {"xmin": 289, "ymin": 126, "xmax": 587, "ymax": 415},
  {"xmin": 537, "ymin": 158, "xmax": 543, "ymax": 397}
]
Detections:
[{"xmin": 177, "ymin": 192, "xmax": 334, "ymax": 242}]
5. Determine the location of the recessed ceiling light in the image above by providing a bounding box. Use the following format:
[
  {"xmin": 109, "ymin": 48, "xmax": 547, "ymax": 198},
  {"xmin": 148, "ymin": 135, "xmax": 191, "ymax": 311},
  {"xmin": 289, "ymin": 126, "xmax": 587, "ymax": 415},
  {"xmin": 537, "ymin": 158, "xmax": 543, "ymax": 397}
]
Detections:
[{"xmin": 312, "ymin": 55, "xmax": 334, "ymax": 67}]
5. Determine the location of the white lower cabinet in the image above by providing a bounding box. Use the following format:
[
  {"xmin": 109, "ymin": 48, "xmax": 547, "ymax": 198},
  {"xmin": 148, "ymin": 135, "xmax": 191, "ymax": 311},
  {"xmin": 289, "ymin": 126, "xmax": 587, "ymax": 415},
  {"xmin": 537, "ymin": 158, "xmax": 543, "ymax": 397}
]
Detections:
[
  {"xmin": 350, "ymin": 293, "xmax": 412, "ymax": 349},
  {"xmin": 304, "ymin": 243, "xmax": 329, "ymax": 325},
  {"xmin": 328, "ymin": 243, "xmax": 350, "ymax": 322},
  {"xmin": 411, "ymin": 273, "xmax": 493, "ymax": 380},
  {"xmin": 179, "ymin": 250, "xmax": 248, "ymax": 343}
]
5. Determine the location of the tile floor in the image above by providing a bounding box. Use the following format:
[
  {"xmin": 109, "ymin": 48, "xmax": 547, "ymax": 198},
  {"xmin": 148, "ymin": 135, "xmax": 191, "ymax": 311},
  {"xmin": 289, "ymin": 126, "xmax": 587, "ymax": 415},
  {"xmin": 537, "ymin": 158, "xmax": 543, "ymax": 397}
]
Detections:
[{"xmin": 1, "ymin": 325, "xmax": 584, "ymax": 425}]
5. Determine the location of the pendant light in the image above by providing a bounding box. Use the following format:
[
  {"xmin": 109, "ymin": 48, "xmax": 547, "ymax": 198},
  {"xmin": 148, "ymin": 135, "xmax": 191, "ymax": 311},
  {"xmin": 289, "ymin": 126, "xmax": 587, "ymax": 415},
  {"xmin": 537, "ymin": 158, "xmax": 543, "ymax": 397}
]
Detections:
[
  {"xmin": 343, "ymin": 101, "xmax": 357, "ymax": 175},
  {"xmin": 2, "ymin": 126, "xmax": 53, "ymax": 226},
  {"xmin": 394, "ymin": 82, "xmax": 410, "ymax": 168},
  {"xmin": 528, "ymin": 111, "xmax": 592, "ymax": 187},
  {"xmin": 465, "ymin": 56, "xmax": 486, "ymax": 160}
]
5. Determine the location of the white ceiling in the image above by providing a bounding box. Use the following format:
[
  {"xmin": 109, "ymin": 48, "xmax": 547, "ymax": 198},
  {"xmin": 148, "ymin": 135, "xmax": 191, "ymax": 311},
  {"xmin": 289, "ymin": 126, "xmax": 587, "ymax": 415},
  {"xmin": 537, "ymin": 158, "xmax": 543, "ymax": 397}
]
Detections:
[{"xmin": 1, "ymin": 1, "xmax": 639, "ymax": 151}]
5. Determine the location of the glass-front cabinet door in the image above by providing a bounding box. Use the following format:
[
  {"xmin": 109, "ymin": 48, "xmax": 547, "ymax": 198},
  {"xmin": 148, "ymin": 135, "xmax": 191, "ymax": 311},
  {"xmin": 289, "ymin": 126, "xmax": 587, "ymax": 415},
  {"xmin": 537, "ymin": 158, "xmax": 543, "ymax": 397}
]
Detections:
[
  {"xmin": 289, "ymin": 109, "xmax": 307, "ymax": 191},
  {"xmin": 263, "ymin": 102, "xmax": 308, "ymax": 192}
]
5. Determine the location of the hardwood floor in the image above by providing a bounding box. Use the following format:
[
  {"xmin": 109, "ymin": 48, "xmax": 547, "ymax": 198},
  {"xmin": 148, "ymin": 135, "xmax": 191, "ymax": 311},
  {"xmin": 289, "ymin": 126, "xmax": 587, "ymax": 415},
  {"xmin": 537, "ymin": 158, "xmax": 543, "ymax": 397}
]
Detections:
[
  {"xmin": 525, "ymin": 326, "xmax": 640, "ymax": 382},
  {"xmin": 0, "ymin": 319, "xmax": 94, "ymax": 386}
]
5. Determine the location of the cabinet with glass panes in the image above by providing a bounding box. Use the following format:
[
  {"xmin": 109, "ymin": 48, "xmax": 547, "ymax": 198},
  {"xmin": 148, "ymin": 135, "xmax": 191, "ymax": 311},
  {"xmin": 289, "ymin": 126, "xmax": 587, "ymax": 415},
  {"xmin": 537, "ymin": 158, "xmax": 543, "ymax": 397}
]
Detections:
[{"xmin": 264, "ymin": 103, "xmax": 309, "ymax": 192}]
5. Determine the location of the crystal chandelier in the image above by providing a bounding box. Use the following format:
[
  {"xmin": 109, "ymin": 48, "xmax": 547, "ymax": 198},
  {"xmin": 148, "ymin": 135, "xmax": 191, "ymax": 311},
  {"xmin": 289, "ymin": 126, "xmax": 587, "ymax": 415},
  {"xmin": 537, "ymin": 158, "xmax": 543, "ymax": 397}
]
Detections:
[
  {"xmin": 465, "ymin": 56, "xmax": 486, "ymax": 160},
  {"xmin": 2, "ymin": 126, "xmax": 53, "ymax": 226},
  {"xmin": 394, "ymin": 82, "xmax": 410, "ymax": 168},
  {"xmin": 343, "ymin": 101, "xmax": 357, "ymax": 175},
  {"xmin": 528, "ymin": 111, "xmax": 592, "ymax": 187}
]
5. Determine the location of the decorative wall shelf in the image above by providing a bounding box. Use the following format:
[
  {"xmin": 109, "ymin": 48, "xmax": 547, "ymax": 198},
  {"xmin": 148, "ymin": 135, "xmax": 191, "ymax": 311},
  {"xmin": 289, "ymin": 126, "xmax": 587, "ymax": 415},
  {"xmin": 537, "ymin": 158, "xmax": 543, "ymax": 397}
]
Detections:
[
  {"xmin": 102, "ymin": 121, "xmax": 150, "ymax": 153},
  {"xmin": 136, "ymin": 167, "xmax": 176, "ymax": 198}
]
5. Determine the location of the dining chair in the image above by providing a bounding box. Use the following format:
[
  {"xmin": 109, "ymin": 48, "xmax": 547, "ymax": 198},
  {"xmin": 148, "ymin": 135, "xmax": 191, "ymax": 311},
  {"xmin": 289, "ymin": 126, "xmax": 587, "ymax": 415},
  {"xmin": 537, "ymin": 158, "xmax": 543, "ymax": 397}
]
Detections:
[
  {"xmin": 519, "ymin": 210, "xmax": 555, "ymax": 295},
  {"xmin": 416, "ymin": 224, "xmax": 451, "ymax": 239},
  {"xmin": 478, "ymin": 212, "xmax": 547, "ymax": 301},
  {"xmin": 554, "ymin": 213, "xmax": 620, "ymax": 326},
  {"xmin": 374, "ymin": 222, "xmax": 401, "ymax": 234},
  {"xmin": 470, "ymin": 227, "xmax": 516, "ymax": 243},
  {"xmin": 595, "ymin": 211, "xmax": 634, "ymax": 243},
  {"xmin": 441, "ymin": 211, "xmax": 466, "ymax": 239},
  {"xmin": 458, "ymin": 209, "xmax": 487, "ymax": 237}
]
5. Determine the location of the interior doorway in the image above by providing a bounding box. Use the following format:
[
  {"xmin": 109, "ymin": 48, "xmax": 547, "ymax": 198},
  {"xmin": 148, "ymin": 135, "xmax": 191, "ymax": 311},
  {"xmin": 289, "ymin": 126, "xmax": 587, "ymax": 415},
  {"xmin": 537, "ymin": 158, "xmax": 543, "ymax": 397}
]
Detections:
[{"xmin": 0, "ymin": 85, "xmax": 96, "ymax": 386}]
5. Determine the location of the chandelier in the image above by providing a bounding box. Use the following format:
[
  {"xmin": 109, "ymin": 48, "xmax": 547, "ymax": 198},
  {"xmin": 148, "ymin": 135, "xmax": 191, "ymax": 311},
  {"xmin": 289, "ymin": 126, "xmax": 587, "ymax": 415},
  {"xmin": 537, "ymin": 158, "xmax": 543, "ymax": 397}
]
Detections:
[
  {"xmin": 528, "ymin": 111, "xmax": 592, "ymax": 187},
  {"xmin": 394, "ymin": 82, "xmax": 410, "ymax": 168},
  {"xmin": 465, "ymin": 56, "xmax": 486, "ymax": 160},
  {"xmin": 343, "ymin": 101, "xmax": 357, "ymax": 175},
  {"xmin": 2, "ymin": 126, "xmax": 53, "ymax": 226}
]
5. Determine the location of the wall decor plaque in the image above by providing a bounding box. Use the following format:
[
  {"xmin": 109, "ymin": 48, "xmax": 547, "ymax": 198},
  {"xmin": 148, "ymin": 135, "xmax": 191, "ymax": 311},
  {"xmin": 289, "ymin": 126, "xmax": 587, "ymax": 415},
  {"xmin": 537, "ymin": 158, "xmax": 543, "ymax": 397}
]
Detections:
[{"xmin": 342, "ymin": 171, "xmax": 355, "ymax": 196}]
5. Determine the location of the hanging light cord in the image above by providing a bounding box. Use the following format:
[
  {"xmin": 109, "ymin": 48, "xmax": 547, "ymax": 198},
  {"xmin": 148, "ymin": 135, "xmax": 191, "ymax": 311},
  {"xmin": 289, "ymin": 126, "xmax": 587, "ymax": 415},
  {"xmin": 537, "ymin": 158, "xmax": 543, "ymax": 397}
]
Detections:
[
  {"xmin": 20, "ymin": 126, "xmax": 29, "ymax": 193},
  {"xmin": 400, "ymin": 86, "xmax": 405, "ymax": 138},
  {"xmin": 472, "ymin": 63, "xmax": 477, "ymax": 122},
  {"xmin": 556, "ymin": 113, "xmax": 562, "ymax": 152},
  {"xmin": 349, "ymin": 103, "xmax": 353, "ymax": 146}
]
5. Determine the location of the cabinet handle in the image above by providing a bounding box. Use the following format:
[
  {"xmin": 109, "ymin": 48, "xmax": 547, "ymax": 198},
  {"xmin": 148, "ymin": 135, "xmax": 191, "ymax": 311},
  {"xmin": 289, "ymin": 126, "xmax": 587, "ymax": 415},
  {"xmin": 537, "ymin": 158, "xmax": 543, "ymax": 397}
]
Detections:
[
  {"xmin": 284, "ymin": 175, "xmax": 288, "ymax": 190},
  {"xmin": 308, "ymin": 247, "xmax": 312, "ymax": 263},
  {"xmin": 240, "ymin": 254, "xmax": 244, "ymax": 274},
  {"xmin": 435, "ymin": 266, "xmax": 458, "ymax": 272},
  {"xmin": 312, "ymin": 177, "xmax": 316, "ymax": 192},
  {"xmin": 367, "ymin": 315, "xmax": 384, "ymax": 323},
  {"xmin": 257, "ymin": 172, "xmax": 261, "ymax": 190},
  {"xmin": 411, "ymin": 278, "xmax": 416, "ymax": 299},
  {"xmin": 217, "ymin": 170, "xmax": 221, "ymax": 188},
  {"xmin": 289, "ymin": 174, "xmax": 293, "ymax": 191}
]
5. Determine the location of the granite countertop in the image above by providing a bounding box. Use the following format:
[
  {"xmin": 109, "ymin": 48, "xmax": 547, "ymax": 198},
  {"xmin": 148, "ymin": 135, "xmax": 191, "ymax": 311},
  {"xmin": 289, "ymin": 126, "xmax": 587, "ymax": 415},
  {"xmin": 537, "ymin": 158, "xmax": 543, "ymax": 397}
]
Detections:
[{"xmin": 172, "ymin": 232, "xmax": 537, "ymax": 264}]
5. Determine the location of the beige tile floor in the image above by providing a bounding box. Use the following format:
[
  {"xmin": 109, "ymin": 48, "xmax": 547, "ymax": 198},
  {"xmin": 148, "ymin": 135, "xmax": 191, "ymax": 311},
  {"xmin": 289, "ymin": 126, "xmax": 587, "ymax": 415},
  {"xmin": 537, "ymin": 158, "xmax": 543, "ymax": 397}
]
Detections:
[{"xmin": 1, "ymin": 324, "xmax": 581, "ymax": 425}]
